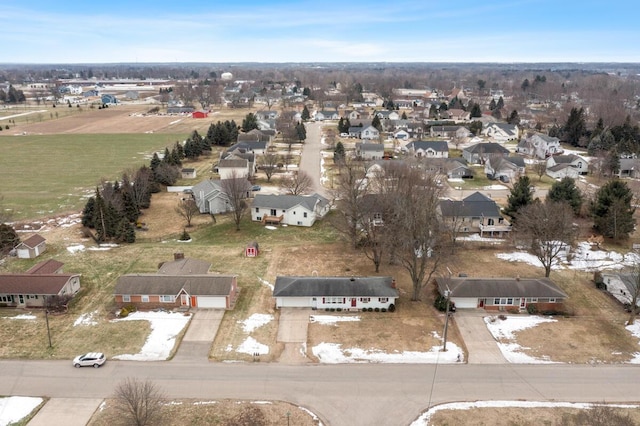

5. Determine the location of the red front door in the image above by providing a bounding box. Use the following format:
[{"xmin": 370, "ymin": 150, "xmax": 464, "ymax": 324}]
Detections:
[
  {"xmin": 351, "ymin": 298, "xmax": 357, "ymax": 307},
  {"xmin": 190, "ymin": 296, "xmax": 197, "ymax": 307}
]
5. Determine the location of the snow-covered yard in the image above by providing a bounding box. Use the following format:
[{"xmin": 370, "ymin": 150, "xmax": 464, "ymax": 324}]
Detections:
[
  {"xmin": 0, "ymin": 397, "xmax": 42, "ymax": 426},
  {"xmin": 484, "ymin": 315, "xmax": 558, "ymax": 364},
  {"xmin": 497, "ymin": 241, "xmax": 640, "ymax": 271}
]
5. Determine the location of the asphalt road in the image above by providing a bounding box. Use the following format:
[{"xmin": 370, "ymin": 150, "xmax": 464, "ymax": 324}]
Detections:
[
  {"xmin": 2, "ymin": 360, "xmax": 639, "ymax": 425},
  {"xmin": 299, "ymin": 121, "xmax": 329, "ymax": 199}
]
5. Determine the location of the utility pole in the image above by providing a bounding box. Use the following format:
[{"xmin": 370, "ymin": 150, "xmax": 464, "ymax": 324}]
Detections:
[
  {"xmin": 442, "ymin": 287, "xmax": 451, "ymax": 352},
  {"xmin": 442, "ymin": 268, "xmax": 453, "ymax": 352}
]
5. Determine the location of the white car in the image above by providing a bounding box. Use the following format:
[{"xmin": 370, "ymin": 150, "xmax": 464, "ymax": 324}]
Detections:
[{"xmin": 73, "ymin": 352, "xmax": 106, "ymax": 368}]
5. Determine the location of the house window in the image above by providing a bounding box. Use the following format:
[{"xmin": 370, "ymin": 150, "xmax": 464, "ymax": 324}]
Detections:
[
  {"xmin": 324, "ymin": 297, "xmax": 345, "ymax": 304},
  {"xmin": 379, "ymin": 298, "xmax": 389, "ymax": 303},
  {"xmin": 303, "ymin": 212, "xmax": 308, "ymax": 218},
  {"xmin": 255, "ymin": 207, "xmax": 259, "ymax": 213},
  {"xmin": 530, "ymin": 298, "xmax": 538, "ymax": 303},
  {"xmin": 488, "ymin": 218, "xmax": 495, "ymax": 226},
  {"xmin": 360, "ymin": 298, "xmax": 370, "ymax": 303},
  {"xmin": 122, "ymin": 295, "xmax": 131, "ymax": 302},
  {"xmin": 270, "ymin": 209, "xmax": 277, "ymax": 216},
  {"xmin": 160, "ymin": 295, "xmax": 175, "ymax": 303},
  {"xmin": 141, "ymin": 295, "xmax": 149, "ymax": 303},
  {"xmin": 549, "ymin": 298, "xmax": 556, "ymax": 303}
]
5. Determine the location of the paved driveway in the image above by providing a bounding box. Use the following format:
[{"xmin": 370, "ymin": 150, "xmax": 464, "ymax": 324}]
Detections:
[
  {"xmin": 29, "ymin": 398, "xmax": 104, "ymax": 426},
  {"xmin": 173, "ymin": 309, "xmax": 225, "ymax": 361},
  {"xmin": 454, "ymin": 310, "xmax": 507, "ymax": 364},
  {"xmin": 276, "ymin": 308, "xmax": 311, "ymax": 363}
]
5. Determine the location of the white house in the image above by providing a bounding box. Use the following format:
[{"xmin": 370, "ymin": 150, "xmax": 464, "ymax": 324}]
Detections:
[
  {"xmin": 273, "ymin": 276, "xmax": 399, "ymax": 311},
  {"xmin": 405, "ymin": 140, "xmax": 449, "ymax": 158},
  {"xmin": 360, "ymin": 125, "xmax": 380, "ymax": 140},
  {"xmin": 215, "ymin": 158, "xmax": 251, "ymax": 179},
  {"xmin": 517, "ymin": 133, "xmax": 562, "ymax": 159},
  {"xmin": 355, "ymin": 142, "xmax": 385, "ymax": 160},
  {"xmin": 546, "ymin": 154, "xmax": 588, "ymax": 176},
  {"xmin": 252, "ymin": 193, "xmax": 330, "ymax": 227},
  {"xmin": 483, "ymin": 123, "xmax": 520, "ymax": 142}
]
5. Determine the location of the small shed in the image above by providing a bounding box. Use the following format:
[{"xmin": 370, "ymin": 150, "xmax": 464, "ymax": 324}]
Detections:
[
  {"xmin": 181, "ymin": 168, "xmax": 197, "ymax": 179},
  {"xmin": 15, "ymin": 234, "xmax": 46, "ymax": 259},
  {"xmin": 245, "ymin": 241, "xmax": 259, "ymax": 257}
]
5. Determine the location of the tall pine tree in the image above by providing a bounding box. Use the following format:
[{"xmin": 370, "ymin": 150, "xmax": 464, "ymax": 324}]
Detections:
[
  {"xmin": 591, "ymin": 179, "xmax": 636, "ymax": 241},
  {"xmin": 505, "ymin": 175, "xmax": 534, "ymax": 220}
]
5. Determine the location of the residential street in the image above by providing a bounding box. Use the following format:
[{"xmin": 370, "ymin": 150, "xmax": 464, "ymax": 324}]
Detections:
[
  {"xmin": 2, "ymin": 360, "xmax": 639, "ymax": 426},
  {"xmin": 299, "ymin": 121, "xmax": 330, "ymax": 199}
]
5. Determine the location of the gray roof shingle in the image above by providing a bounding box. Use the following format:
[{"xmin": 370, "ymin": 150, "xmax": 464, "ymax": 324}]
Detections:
[
  {"xmin": 436, "ymin": 277, "xmax": 567, "ymax": 299},
  {"xmin": 273, "ymin": 276, "xmax": 398, "ymax": 298}
]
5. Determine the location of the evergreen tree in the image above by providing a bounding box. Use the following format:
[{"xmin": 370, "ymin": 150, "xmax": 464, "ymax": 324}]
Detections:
[
  {"xmin": 81, "ymin": 197, "xmax": 96, "ymax": 227},
  {"xmin": 605, "ymin": 147, "xmax": 621, "ymax": 176},
  {"xmin": 205, "ymin": 123, "xmax": 216, "ymax": 146},
  {"xmin": 505, "ymin": 175, "xmax": 534, "ymax": 220},
  {"xmin": 489, "ymin": 99, "xmax": 497, "ymax": 110},
  {"xmin": 295, "ymin": 122, "xmax": 307, "ymax": 142},
  {"xmin": 162, "ymin": 148, "xmax": 171, "ymax": 163},
  {"xmin": 469, "ymin": 102, "xmax": 482, "ymax": 118},
  {"xmin": 241, "ymin": 113, "xmax": 259, "ymax": 132},
  {"xmin": 117, "ymin": 219, "xmax": 136, "ymax": 243},
  {"xmin": 371, "ymin": 115, "xmax": 382, "ymax": 131},
  {"xmin": 150, "ymin": 153, "xmax": 161, "ymax": 171},
  {"xmin": 448, "ymin": 96, "xmax": 463, "ymax": 110},
  {"xmin": 563, "ymin": 107, "xmax": 586, "ymax": 147},
  {"xmin": 174, "ymin": 141, "xmax": 184, "ymax": 160},
  {"xmin": 496, "ymin": 96, "xmax": 504, "ymax": 110},
  {"xmin": 591, "ymin": 179, "xmax": 636, "ymax": 241},
  {"xmin": 547, "ymin": 177, "xmax": 583, "ymax": 215},
  {"xmin": 401, "ymin": 111, "xmax": 407, "ymax": 120},
  {"xmin": 338, "ymin": 117, "xmax": 351, "ymax": 134},
  {"xmin": 301, "ymin": 106, "xmax": 310, "ymax": 121},
  {"xmin": 226, "ymin": 120, "xmax": 239, "ymax": 143},
  {"xmin": 507, "ymin": 110, "xmax": 520, "ymax": 125},
  {"xmin": 0, "ymin": 223, "xmax": 19, "ymax": 254}
]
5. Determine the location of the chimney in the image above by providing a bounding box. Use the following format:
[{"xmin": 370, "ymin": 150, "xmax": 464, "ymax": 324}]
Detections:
[
  {"xmin": 391, "ymin": 279, "xmax": 397, "ymax": 289},
  {"xmin": 174, "ymin": 252, "xmax": 184, "ymax": 260}
]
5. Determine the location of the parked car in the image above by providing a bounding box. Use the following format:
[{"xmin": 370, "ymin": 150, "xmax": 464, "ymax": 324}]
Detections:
[
  {"xmin": 73, "ymin": 352, "xmax": 106, "ymax": 368},
  {"xmin": 251, "ymin": 185, "xmax": 261, "ymax": 191}
]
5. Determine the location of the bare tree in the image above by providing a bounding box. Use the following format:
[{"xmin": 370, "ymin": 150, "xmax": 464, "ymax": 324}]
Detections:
[
  {"xmin": 114, "ymin": 378, "xmax": 166, "ymax": 426},
  {"xmin": 258, "ymin": 152, "xmax": 280, "ymax": 182},
  {"xmin": 533, "ymin": 160, "xmax": 548, "ymax": 181},
  {"xmin": 358, "ymin": 193, "xmax": 392, "ymax": 272},
  {"xmin": 175, "ymin": 197, "xmax": 199, "ymax": 227},
  {"xmin": 220, "ymin": 170, "xmax": 252, "ymax": 231},
  {"xmin": 330, "ymin": 160, "xmax": 369, "ymax": 249},
  {"xmin": 281, "ymin": 170, "xmax": 313, "ymax": 195},
  {"xmin": 515, "ymin": 200, "xmax": 577, "ymax": 277},
  {"xmin": 384, "ymin": 163, "xmax": 446, "ymax": 301}
]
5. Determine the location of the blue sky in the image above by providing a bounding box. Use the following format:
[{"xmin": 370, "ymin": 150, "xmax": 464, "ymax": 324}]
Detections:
[{"xmin": 2, "ymin": 0, "xmax": 638, "ymax": 63}]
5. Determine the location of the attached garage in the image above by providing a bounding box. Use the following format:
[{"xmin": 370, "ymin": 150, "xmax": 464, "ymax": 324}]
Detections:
[
  {"xmin": 276, "ymin": 297, "xmax": 312, "ymax": 308},
  {"xmin": 195, "ymin": 296, "xmax": 227, "ymax": 309},
  {"xmin": 451, "ymin": 297, "xmax": 479, "ymax": 309}
]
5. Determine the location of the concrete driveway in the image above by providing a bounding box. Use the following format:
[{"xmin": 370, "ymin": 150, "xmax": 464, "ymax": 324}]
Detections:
[
  {"xmin": 172, "ymin": 309, "xmax": 225, "ymax": 361},
  {"xmin": 276, "ymin": 308, "xmax": 311, "ymax": 363},
  {"xmin": 29, "ymin": 398, "xmax": 104, "ymax": 426},
  {"xmin": 454, "ymin": 309, "xmax": 507, "ymax": 364}
]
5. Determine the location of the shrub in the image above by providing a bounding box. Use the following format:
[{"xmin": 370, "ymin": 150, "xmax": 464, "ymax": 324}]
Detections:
[
  {"xmin": 498, "ymin": 314, "xmax": 507, "ymax": 320},
  {"xmin": 374, "ymin": 307, "xmax": 380, "ymax": 312},
  {"xmin": 527, "ymin": 304, "xmax": 538, "ymax": 315},
  {"xmin": 381, "ymin": 308, "xmax": 387, "ymax": 312},
  {"xmin": 119, "ymin": 308, "xmax": 129, "ymax": 318},
  {"xmin": 388, "ymin": 304, "xmax": 396, "ymax": 312},
  {"xmin": 336, "ymin": 308, "xmax": 342, "ymax": 312},
  {"xmin": 368, "ymin": 307, "xmax": 373, "ymax": 312},
  {"xmin": 330, "ymin": 308, "xmax": 335, "ymax": 312},
  {"xmin": 179, "ymin": 229, "xmax": 191, "ymax": 241},
  {"xmin": 325, "ymin": 308, "xmax": 330, "ymax": 311}
]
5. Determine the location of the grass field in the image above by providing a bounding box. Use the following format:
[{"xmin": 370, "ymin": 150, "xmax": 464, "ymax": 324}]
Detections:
[{"xmin": 0, "ymin": 133, "xmax": 187, "ymax": 219}]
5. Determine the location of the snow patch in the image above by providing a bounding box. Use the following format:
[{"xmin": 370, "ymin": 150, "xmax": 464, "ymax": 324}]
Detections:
[
  {"xmin": 484, "ymin": 315, "xmax": 558, "ymax": 363},
  {"xmin": 239, "ymin": 313, "xmax": 273, "ymax": 333},
  {"xmin": 311, "ymin": 341, "xmax": 464, "ymax": 364},
  {"xmin": 257, "ymin": 276, "xmax": 274, "ymax": 291},
  {"xmin": 66, "ymin": 244, "xmax": 85, "ymax": 254},
  {"xmin": 309, "ymin": 315, "xmax": 361, "ymax": 325},
  {"xmin": 73, "ymin": 310, "xmax": 98, "ymax": 326},
  {"xmin": 236, "ymin": 337, "xmax": 269, "ymax": 355},
  {"xmin": 2, "ymin": 314, "xmax": 36, "ymax": 320},
  {"xmin": 112, "ymin": 311, "xmax": 191, "ymax": 361},
  {"xmin": 0, "ymin": 396, "xmax": 43, "ymax": 426}
]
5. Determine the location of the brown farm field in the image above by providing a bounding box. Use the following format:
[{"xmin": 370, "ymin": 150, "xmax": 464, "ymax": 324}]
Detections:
[{"xmin": 0, "ymin": 103, "xmax": 253, "ymax": 135}]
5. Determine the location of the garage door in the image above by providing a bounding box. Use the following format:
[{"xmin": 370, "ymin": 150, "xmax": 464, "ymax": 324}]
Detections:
[
  {"xmin": 452, "ymin": 297, "xmax": 478, "ymax": 309},
  {"xmin": 196, "ymin": 296, "xmax": 226, "ymax": 309}
]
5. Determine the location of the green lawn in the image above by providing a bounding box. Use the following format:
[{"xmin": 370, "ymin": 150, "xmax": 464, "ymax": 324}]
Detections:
[{"xmin": 0, "ymin": 133, "xmax": 186, "ymax": 220}]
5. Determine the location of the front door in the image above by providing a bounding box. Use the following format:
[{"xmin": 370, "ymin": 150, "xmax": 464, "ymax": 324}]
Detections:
[
  {"xmin": 520, "ymin": 298, "xmax": 526, "ymax": 310},
  {"xmin": 478, "ymin": 299, "xmax": 484, "ymax": 308},
  {"xmin": 18, "ymin": 295, "xmax": 24, "ymax": 304},
  {"xmin": 190, "ymin": 296, "xmax": 197, "ymax": 307},
  {"xmin": 351, "ymin": 298, "xmax": 357, "ymax": 307}
]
